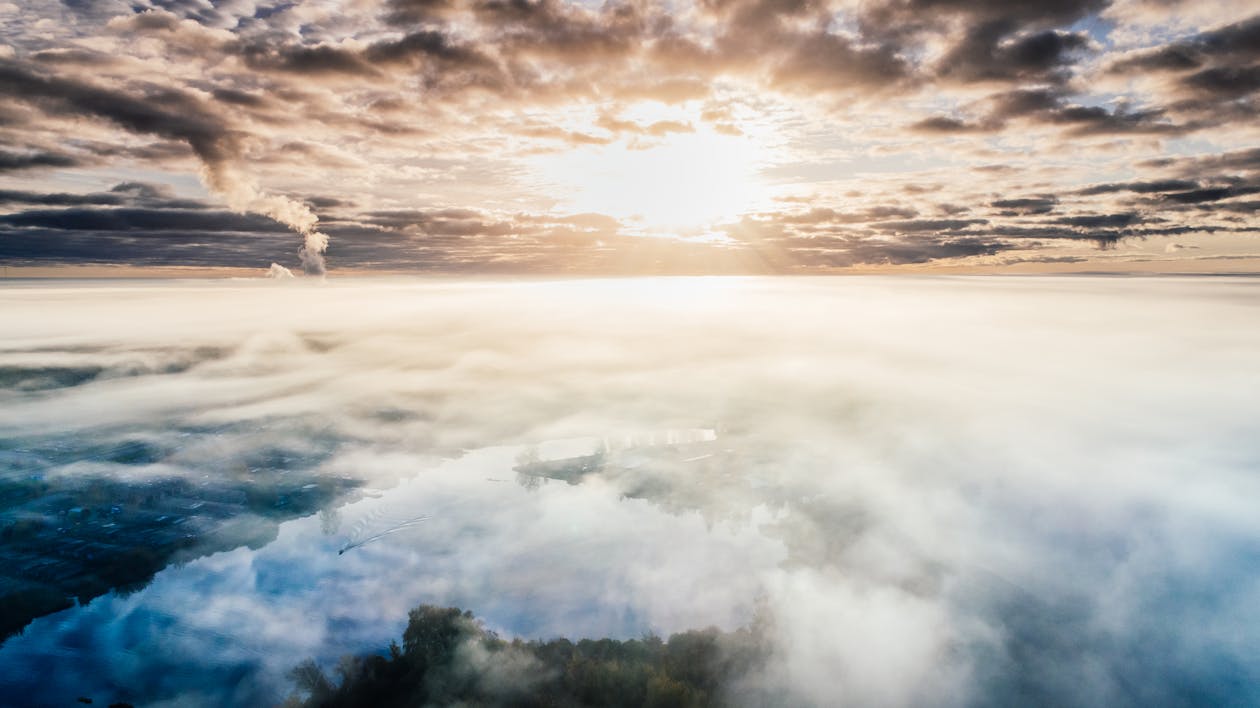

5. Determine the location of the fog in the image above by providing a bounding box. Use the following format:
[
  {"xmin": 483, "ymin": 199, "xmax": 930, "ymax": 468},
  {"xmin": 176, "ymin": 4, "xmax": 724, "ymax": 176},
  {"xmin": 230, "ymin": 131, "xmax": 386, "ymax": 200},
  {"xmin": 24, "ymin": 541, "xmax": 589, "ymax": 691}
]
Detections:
[{"xmin": 0, "ymin": 276, "xmax": 1257, "ymax": 706}]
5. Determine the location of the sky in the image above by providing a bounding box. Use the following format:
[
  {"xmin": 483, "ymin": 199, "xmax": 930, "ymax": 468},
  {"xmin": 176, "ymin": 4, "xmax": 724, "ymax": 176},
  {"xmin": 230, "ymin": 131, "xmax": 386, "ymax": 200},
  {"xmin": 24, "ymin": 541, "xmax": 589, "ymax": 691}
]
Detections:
[{"xmin": 0, "ymin": 0, "xmax": 1258, "ymax": 275}]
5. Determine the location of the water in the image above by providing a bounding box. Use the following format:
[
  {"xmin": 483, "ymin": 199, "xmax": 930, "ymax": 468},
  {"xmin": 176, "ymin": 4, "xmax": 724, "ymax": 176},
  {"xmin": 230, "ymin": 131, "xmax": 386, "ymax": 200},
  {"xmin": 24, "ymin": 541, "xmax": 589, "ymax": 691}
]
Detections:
[{"xmin": 0, "ymin": 276, "xmax": 1257, "ymax": 706}]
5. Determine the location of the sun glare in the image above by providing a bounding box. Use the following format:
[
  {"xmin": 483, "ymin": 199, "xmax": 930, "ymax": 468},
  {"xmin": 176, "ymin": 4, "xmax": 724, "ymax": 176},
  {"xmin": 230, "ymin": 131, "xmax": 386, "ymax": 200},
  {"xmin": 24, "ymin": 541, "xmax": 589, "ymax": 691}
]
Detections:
[{"xmin": 532, "ymin": 119, "xmax": 771, "ymax": 234}]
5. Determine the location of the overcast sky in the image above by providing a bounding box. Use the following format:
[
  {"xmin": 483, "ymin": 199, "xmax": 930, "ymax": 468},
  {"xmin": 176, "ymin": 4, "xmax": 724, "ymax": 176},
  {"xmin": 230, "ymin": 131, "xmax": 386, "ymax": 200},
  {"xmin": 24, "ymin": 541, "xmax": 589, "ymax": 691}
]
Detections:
[{"xmin": 1, "ymin": 0, "xmax": 1258, "ymax": 274}]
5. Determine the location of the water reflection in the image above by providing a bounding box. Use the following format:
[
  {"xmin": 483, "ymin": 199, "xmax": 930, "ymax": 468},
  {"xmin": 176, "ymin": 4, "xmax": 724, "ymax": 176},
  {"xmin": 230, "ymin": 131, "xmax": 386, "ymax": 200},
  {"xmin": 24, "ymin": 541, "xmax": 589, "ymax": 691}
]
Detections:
[
  {"xmin": 0, "ymin": 276, "xmax": 1257, "ymax": 707},
  {"xmin": 0, "ymin": 421, "xmax": 356, "ymax": 640},
  {"xmin": 0, "ymin": 446, "xmax": 782, "ymax": 705}
]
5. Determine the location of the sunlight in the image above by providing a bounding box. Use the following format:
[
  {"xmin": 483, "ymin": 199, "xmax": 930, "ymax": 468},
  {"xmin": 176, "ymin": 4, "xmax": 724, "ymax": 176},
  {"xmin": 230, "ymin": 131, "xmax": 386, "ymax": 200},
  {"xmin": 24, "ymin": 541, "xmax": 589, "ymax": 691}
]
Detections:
[{"xmin": 533, "ymin": 122, "xmax": 772, "ymax": 234}]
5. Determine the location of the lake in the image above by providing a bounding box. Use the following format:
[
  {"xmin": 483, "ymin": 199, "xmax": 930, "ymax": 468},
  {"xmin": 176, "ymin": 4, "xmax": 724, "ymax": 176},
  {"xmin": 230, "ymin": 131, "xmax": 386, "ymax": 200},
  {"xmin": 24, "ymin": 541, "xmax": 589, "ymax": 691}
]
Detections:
[{"xmin": 1, "ymin": 276, "xmax": 1257, "ymax": 706}]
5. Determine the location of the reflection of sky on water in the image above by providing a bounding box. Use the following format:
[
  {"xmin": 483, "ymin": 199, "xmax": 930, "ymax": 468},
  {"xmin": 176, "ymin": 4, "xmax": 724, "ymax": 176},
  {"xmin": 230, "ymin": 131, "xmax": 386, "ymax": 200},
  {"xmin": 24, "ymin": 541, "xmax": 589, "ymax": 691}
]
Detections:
[
  {"xmin": 0, "ymin": 276, "xmax": 1258, "ymax": 707},
  {"xmin": 0, "ymin": 447, "xmax": 783, "ymax": 706}
]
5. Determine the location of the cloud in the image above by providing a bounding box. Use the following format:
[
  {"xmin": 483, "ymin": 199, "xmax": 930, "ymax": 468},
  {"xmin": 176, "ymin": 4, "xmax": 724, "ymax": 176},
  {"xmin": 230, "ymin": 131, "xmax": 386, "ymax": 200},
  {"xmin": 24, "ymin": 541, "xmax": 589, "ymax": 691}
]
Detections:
[
  {"xmin": 875, "ymin": 218, "xmax": 988, "ymax": 233},
  {"xmin": 0, "ymin": 278, "xmax": 1257, "ymax": 705},
  {"xmin": 991, "ymin": 196, "xmax": 1059, "ymax": 215},
  {"xmin": 0, "ymin": 207, "xmax": 289, "ymax": 232},
  {"xmin": 0, "ymin": 61, "xmax": 235, "ymax": 165},
  {"xmin": 267, "ymin": 262, "xmax": 295, "ymax": 278},
  {"xmin": 0, "ymin": 0, "xmax": 1258, "ymax": 273},
  {"xmin": 1054, "ymin": 212, "xmax": 1142, "ymax": 228},
  {"xmin": 1108, "ymin": 14, "xmax": 1260, "ymax": 74},
  {"xmin": 0, "ymin": 59, "xmax": 330, "ymax": 274},
  {"xmin": 1077, "ymin": 179, "xmax": 1201, "ymax": 195},
  {"xmin": 908, "ymin": 116, "xmax": 993, "ymax": 134},
  {"xmin": 935, "ymin": 26, "xmax": 1092, "ymax": 85},
  {"xmin": 0, "ymin": 189, "xmax": 125, "ymax": 207},
  {"xmin": 1161, "ymin": 185, "xmax": 1260, "ymax": 204},
  {"xmin": 0, "ymin": 150, "xmax": 79, "ymax": 172},
  {"xmin": 1165, "ymin": 242, "xmax": 1198, "ymax": 252},
  {"xmin": 239, "ymin": 42, "xmax": 382, "ymax": 78}
]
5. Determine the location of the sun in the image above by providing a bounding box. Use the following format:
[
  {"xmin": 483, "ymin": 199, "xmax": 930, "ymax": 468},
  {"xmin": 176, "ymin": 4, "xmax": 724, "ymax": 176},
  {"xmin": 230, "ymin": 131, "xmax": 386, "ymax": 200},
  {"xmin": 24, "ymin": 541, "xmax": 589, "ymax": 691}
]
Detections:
[{"xmin": 531, "ymin": 111, "xmax": 772, "ymax": 234}]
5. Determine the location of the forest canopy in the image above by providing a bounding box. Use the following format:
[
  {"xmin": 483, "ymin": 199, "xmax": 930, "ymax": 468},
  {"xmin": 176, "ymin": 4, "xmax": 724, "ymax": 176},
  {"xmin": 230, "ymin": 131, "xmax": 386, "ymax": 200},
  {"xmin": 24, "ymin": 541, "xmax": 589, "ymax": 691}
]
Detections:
[{"xmin": 287, "ymin": 605, "xmax": 771, "ymax": 708}]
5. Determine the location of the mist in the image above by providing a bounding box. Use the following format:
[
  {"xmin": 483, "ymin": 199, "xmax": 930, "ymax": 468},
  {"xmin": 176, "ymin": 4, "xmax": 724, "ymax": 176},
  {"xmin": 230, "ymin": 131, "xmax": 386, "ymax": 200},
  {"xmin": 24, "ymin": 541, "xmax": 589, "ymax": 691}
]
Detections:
[{"xmin": 0, "ymin": 276, "xmax": 1257, "ymax": 706}]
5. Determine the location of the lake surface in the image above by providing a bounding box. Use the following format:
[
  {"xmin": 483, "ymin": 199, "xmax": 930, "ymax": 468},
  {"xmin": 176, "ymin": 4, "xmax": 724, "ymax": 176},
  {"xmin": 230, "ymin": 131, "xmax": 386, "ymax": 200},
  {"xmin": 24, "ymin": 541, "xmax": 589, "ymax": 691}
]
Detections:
[{"xmin": 1, "ymin": 276, "xmax": 1258, "ymax": 706}]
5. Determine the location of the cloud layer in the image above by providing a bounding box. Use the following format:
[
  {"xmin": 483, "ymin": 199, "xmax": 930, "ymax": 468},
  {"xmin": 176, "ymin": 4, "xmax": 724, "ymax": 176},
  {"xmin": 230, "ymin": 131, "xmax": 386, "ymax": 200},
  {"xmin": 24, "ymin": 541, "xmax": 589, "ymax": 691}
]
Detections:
[
  {"xmin": 0, "ymin": 0, "xmax": 1257, "ymax": 272},
  {"xmin": 0, "ymin": 277, "xmax": 1257, "ymax": 705}
]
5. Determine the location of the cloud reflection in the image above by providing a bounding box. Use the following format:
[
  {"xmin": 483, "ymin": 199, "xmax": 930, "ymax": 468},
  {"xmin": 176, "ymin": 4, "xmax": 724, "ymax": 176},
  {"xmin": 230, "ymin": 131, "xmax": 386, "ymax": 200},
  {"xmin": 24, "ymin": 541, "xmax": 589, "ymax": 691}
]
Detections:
[{"xmin": 0, "ymin": 276, "xmax": 1257, "ymax": 706}]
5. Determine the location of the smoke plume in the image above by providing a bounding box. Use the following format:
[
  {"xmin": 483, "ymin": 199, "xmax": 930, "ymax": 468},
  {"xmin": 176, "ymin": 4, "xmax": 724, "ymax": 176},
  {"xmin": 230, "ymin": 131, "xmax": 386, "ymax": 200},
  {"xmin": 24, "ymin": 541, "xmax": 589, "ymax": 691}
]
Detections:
[
  {"xmin": 0, "ymin": 59, "xmax": 330, "ymax": 276},
  {"xmin": 200, "ymin": 163, "xmax": 329, "ymax": 276}
]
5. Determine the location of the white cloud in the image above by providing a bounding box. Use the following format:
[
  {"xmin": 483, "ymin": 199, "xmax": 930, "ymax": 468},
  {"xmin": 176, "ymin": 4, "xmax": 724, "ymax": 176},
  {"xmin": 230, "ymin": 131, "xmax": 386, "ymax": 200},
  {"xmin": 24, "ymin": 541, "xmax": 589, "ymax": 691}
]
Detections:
[{"xmin": 0, "ymin": 276, "xmax": 1257, "ymax": 705}]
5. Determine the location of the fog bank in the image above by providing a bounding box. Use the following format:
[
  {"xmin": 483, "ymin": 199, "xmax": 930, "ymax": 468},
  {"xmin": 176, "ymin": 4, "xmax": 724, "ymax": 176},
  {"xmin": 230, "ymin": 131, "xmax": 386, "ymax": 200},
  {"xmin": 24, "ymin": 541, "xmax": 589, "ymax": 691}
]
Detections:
[{"xmin": 0, "ymin": 276, "xmax": 1257, "ymax": 706}]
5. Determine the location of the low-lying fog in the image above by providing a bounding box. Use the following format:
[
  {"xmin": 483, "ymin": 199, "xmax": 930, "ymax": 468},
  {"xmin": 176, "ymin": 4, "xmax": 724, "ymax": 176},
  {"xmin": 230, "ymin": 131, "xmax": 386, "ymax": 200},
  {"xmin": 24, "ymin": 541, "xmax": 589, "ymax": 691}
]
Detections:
[{"xmin": 1, "ymin": 276, "xmax": 1257, "ymax": 706}]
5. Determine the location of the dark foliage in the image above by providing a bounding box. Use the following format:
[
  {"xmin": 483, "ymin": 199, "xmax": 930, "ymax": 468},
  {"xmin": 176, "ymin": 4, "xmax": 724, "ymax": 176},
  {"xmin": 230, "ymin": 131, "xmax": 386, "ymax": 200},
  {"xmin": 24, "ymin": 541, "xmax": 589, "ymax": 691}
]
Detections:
[{"xmin": 291, "ymin": 605, "xmax": 770, "ymax": 707}]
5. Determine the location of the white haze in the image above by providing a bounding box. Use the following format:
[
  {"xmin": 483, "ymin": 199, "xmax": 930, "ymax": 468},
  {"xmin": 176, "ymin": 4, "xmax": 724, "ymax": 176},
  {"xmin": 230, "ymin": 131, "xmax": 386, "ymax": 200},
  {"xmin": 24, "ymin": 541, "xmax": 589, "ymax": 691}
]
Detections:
[{"xmin": 0, "ymin": 276, "xmax": 1257, "ymax": 706}]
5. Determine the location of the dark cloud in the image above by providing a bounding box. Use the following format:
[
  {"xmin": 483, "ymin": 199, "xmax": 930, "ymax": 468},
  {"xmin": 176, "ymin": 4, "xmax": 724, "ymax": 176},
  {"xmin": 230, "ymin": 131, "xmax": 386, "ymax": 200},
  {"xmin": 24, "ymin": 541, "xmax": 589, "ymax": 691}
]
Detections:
[
  {"xmin": 875, "ymin": 218, "xmax": 987, "ymax": 232},
  {"xmin": 0, "ymin": 60, "xmax": 236, "ymax": 166},
  {"xmin": 1142, "ymin": 147, "xmax": 1260, "ymax": 175},
  {"xmin": 909, "ymin": 115, "xmax": 992, "ymax": 133},
  {"xmin": 986, "ymin": 87, "xmax": 1063, "ymax": 117},
  {"xmin": 30, "ymin": 48, "xmax": 120, "ymax": 66},
  {"xmin": 0, "ymin": 190, "xmax": 125, "ymax": 207},
  {"xmin": 936, "ymin": 25, "xmax": 1091, "ymax": 84},
  {"xmin": 1050, "ymin": 104, "xmax": 1184, "ymax": 136},
  {"xmin": 991, "ymin": 196, "xmax": 1059, "ymax": 215},
  {"xmin": 1109, "ymin": 15, "xmax": 1260, "ymax": 75},
  {"xmin": 1204, "ymin": 199, "xmax": 1260, "ymax": 215},
  {"xmin": 835, "ymin": 235, "xmax": 1006, "ymax": 265},
  {"xmin": 0, "ymin": 208, "xmax": 288, "ymax": 233},
  {"xmin": 850, "ymin": 0, "xmax": 1107, "ymax": 97},
  {"xmin": 767, "ymin": 32, "xmax": 912, "ymax": 94},
  {"xmin": 1054, "ymin": 212, "xmax": 1141, "ymax": 228},
  {"xmin": 0, "ymin": 228, "xmax": 296, "ymax": 268},
  {"xmin": 239, "ymin": 43, "xmax": 381, "ymax": 77},
  {"xmin": 363, "ymin": 30, "xmax": 494, "ymax": 69},
  {"xmin": 0, "ymin": 183, "xmax": 209, "ymax": 210},
  {"xmin": 1078, "ymin": 180, "xmax": 1201, "ymax": 196},
  {"xmin": 979, "ymin": 87, "xmax": 1188, "ymax": 135},
  {"xmin": 858, "ymin": 0, "xmax": 1107, "ymax": 38},
  {"xmin": 1194, "ymin": 14, "xmax": 1260, "ymax": 59},
  {"xmin": 1101, "ymin": 15, "xmax": 1260, "ymax": 128},
  {"xmin": 1110, "ymin": 45, "xmax": 1203, "ymax": 72},
  {"xmin": 1180, "ymin": 64, "xmax": 1260, "ymax": 98},
  {"xmin": 306, "ymin": 196, "xmax": 355, "ymax": 209},
  {"xmin": 0, "ymin": 150, "xmax": 80, "ymax": 172},
  {"xmin": 1161, "ymin": 185, "xmax": 1260, "ymax": 204},
  {"xmin": 110, "ymin": 181, "xmax": 175, "ymax": 199},
  {"xmin": 472, "ymin": 0, "xmax": 646, "ymax": 60},
  {"xmin": 773, "ymin": 205, "xmax": 919, "ymax": 224},
  {"xmin": 211, "ymin": 88, "xmax": 269, "ymax": 108},
  {"xmin": 720, "ymin": 207, "xmax": 1022, "ymax": 267}
]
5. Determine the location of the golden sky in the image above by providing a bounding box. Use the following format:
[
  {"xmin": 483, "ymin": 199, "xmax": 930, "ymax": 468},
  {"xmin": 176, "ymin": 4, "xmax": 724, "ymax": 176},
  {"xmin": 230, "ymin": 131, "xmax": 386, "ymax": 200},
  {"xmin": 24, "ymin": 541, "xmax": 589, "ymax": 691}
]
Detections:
[{"xmin": 1, "ymin": 0, "xmax": 1258, "ymax": 274}]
